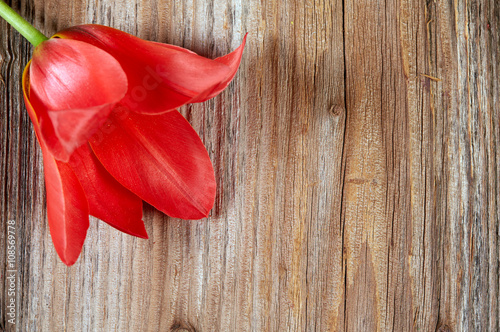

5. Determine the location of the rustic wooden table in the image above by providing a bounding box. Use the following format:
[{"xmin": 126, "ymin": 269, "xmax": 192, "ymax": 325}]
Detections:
[{"xmin": 1, "ymin": 0, "xmax": 499, "ymax": 331}]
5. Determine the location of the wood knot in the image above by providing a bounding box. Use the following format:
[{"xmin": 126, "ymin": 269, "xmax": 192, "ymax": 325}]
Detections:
[
  {"xmin": 329, "ymin": 105, "xmax": 344, "ymax": 117},
  {"xmin": 170, "ymin": 320, "xmax": 197, "ymax": 332}
]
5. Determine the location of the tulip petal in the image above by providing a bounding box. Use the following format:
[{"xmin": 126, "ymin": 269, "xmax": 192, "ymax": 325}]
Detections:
[
  {"xmin": 55, "ymin": 25, "xmax": 244, "ymax": 114},
  {"xmin": 29, "ymin": 38, "xmax": 127, "ymax": 160},
  {"xmin": 89, "ymin": 106, "xmax": 216, "ymax": 219},
  {"xmin": 23, "ymin": 65, "xmax": 89, "ymax": 265},
  {"xmin": 191, "ymin": 33, "xmax": 247, "ymax": 102},
  {"xmin": 69, "ymin": 144, "xmax": 148, "ymax": 238},
  {"xmin": 44, "ymin": 151, "xmax": 90, "ymax": 265}
]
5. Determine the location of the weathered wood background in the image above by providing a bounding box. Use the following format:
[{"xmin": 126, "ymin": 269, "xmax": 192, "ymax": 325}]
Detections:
[{"xmin": 1, "ymin": 0, "xmax": 499, "ymax": 330}]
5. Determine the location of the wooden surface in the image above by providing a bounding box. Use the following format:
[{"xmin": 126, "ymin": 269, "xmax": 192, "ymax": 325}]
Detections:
[{"xmin": 1, "ymin": 0, "xmax": 499, "ymax": 330}]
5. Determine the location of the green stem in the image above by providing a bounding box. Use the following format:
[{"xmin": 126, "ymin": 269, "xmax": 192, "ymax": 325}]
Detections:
[{"xmin": 0, "ymin": 0, "xmax": 47, "ymax": 47}]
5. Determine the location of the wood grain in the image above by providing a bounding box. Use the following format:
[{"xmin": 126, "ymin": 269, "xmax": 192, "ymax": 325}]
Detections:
[{"xmin": 0, "ymin": 0, "xmax": 499, "ymax": 331}]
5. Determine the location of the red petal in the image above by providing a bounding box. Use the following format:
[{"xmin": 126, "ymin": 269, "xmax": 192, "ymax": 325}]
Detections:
[
  {"xmin": 44, "ymin": 152, "xmax": 90, "ymax": 265},
  {"xmin": 30, "ymin": 38, "xmax": 127, "ymax": 160},
  {"xmin": 23, "ymin": 65, "xmax": 89, "ymax": 265},
  {"xmin": 192, "ymin": 33, "xmax": 247, "ymax": 102},
  {"xmin": 69, "ymin": 144, "xmax": 148, "ymax": 238},
  {"xmin": 55, "ymin": 25, "xmax": 240, "ymax": 114},
  {"xmin": 89, "ymin": 106, "xmax": 216, "ymax": 219}
]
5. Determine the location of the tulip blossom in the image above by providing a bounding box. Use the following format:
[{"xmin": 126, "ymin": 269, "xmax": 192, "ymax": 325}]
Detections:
[{"xmin": 0, "ymin": 2, "xmax": 246, "ymax": 265}]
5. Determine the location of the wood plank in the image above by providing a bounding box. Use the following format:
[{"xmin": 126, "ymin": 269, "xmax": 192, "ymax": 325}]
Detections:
[
  {"xmin": 427, "ymin": 0, "xmax": 500, "ymax": 330},
  {"xmin": 342, "ymin": 0, "xmax": 435, "ymax": 329}
]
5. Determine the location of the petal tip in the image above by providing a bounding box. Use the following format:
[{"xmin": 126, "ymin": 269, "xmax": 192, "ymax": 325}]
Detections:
[
  {"xmin": 60, "ymin": 254, "xmax": 79, "ymax": 266},
  {"xmin": 137, "ymin": 225, "xmax": 149, "ymax": 239}
]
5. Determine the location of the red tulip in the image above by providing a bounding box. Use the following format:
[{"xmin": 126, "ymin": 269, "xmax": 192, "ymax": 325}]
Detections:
[{"xmin": 22, "ymin": 24, "xmax": 246, "ymax": 265}]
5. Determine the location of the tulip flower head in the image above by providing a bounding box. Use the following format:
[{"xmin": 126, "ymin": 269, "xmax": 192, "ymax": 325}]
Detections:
[{"xmin": 0, "ymin": 2, "xmax": 246, "ymax": 265}]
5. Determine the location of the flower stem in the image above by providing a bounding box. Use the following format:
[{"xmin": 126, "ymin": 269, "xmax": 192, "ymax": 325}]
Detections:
[{"xmin": 0, "ymin": 0, "xmax": 47, "ymax": 47}]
